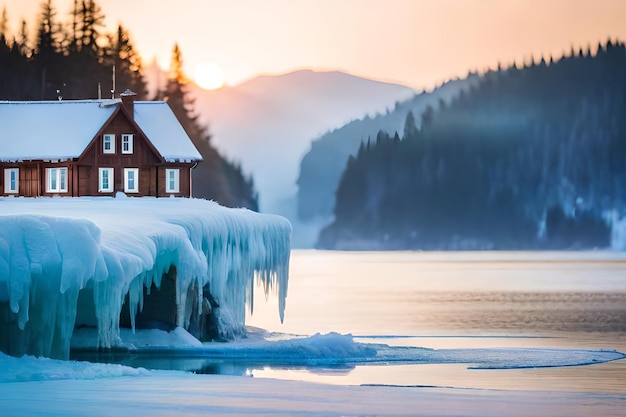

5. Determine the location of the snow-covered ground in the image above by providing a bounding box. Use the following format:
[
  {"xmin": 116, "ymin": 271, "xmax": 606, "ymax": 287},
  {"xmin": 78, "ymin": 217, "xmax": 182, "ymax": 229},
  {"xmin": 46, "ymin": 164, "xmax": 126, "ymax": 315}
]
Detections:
[
  {"xmin": 2, "ymin": 334, "xmax": 625, "ymax": 416},
  {"xmin": 0, "ymin": 197, "xmax": 291, "ymax": 359},
  {"xmin": 5, "ymin": 367, "xmax": 624, "ymax": 417}
]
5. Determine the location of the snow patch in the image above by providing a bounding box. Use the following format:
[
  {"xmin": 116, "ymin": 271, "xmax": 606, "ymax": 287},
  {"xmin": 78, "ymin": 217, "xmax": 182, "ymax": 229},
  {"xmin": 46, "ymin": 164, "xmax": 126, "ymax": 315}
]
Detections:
[{"xmin": 0, "ymin": 351, "xmax": 148, "ymax": 383}]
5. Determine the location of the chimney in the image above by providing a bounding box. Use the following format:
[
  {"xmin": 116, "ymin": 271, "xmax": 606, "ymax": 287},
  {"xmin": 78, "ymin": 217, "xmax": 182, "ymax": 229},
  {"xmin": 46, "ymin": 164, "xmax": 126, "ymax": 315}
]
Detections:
[{"xmin": 120, "ymin": 89, "xmax": 137, "ymax": 118}]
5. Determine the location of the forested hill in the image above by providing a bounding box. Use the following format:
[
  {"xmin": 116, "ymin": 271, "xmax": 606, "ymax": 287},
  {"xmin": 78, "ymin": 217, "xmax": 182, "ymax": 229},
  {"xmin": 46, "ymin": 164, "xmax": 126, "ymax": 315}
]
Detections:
[
  {"xmin": 318, "ymin": 41, "xmax": 626, "ymax": 250},
  {"xmin": 0, "ymin": 1, "xmax": 256, "ymax": 210},
  {"xmin": 297, "ymin": 75, "xmax": 478, "ymax": 222}
]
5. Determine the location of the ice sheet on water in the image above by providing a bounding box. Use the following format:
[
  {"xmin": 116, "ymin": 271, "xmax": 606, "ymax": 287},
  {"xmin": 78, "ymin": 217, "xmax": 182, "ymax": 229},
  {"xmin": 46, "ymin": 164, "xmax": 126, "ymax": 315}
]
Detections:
[
  {"xmin": 197, "ymin": 333, "xmax": 625, "ymax": 369},
  {"xmin": 70, "ymin": 328, "xmax": 626, "ymax": 370},
  {"xmin": 197, "ymin": 332, "xmax": 378, "ymax": 366},
  {"xmin": 372, "ymin": 344, "xmax": 626, "ymax": 369},
  {"xmin": 2, "ymin": 332, "xmax": 624, "ymax": 383}
]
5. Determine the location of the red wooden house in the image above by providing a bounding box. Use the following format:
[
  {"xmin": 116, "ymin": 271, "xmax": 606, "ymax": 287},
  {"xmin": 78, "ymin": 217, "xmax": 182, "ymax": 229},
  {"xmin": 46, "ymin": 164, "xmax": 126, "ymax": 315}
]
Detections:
[{"xmin": 0, "ymin": 90, "xmax": 202, "ymax": 198}]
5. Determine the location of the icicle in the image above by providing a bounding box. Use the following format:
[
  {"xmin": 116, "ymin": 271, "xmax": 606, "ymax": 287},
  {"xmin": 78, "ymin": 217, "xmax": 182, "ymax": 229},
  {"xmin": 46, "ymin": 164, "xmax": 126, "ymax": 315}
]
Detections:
[{"xmin": 0, "ymin": 198, "xmax": 291, "ymax": 359}]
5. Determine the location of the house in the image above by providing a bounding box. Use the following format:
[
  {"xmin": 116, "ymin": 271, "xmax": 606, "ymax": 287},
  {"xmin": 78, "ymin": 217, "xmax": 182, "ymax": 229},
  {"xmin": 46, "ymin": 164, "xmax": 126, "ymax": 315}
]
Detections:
[{"xmin": 0, "ymin": 90, "xmax": 202, "ymax": 198}]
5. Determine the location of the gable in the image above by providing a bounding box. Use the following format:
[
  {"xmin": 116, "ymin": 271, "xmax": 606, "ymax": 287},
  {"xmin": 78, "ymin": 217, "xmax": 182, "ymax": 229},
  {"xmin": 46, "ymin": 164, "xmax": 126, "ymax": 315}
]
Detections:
[{"xmin": 78, "ymin": 106, "xmax": 165, "ymax": 164}]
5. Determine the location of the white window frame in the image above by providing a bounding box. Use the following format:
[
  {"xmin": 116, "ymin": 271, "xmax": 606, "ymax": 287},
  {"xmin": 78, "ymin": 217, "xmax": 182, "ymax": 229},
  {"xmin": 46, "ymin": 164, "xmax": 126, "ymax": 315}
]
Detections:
[
  {"xmin": 4, "ymin": 168, "xmax": 19, "ymax": 194},
  {"xmin": 165, "ymin": 169, "xmax": 180, "ymax": 193},
  {"xmin": 121, "ymin": 134, "xmax": 134, "ymax": 154},
  {"xmin": 46, "ymin": 167, "xmax": 68, "ymax": 193},
  {"xmin": 98, "ymin": 167, "xmax": 114, "ymax": 192},
  {"xmin": 103, "ymin": 134, "xmax": 115, "ymax": 154},
  {"xmin": 124, "ymin": 168, "xmax": 139, "ymax": 193}
]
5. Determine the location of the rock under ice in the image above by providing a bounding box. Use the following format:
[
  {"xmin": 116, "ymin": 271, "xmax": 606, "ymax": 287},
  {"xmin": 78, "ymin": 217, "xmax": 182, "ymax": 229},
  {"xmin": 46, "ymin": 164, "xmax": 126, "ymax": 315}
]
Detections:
[{"xmin": 0, "ymin": 197, "xmax": 291, "ymax": 359}]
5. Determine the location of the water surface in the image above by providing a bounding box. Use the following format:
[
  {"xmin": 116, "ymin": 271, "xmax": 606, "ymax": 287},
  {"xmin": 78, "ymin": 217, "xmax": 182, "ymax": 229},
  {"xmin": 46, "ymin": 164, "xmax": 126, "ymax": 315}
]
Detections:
[{"xmin": 247, "ymin": 250, "xmax": 626, "ymax": 392}]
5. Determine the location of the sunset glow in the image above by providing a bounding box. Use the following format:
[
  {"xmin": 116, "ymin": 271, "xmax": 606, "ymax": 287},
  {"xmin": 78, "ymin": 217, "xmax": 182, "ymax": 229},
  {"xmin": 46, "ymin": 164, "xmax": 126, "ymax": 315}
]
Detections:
[
  {"xmin": 6, "ymin": 0, "xmax": 626, "ymax": 90},
  {"xmin": 193, "ymin": 63, "xmax": 225, "ymax": 90}
]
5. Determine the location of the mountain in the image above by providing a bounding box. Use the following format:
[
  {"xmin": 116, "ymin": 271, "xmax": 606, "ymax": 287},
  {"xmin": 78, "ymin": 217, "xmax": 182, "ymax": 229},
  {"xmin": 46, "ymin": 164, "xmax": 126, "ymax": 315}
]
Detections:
[
  {"xmin": 318, "ymin": 41, "xmax": 626, "ymax": 250},
  {"xmin": 189, "ymin": 70, "xmax": 416, "ymax": 217}
]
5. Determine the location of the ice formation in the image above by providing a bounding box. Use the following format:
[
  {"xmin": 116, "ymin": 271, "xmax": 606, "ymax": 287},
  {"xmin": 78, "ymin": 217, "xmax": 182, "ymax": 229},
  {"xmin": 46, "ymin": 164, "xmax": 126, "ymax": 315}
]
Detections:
[
  {"xmin": 0, "ymin": 197, "xmax": 291, "ymax": 359},
  {"xmin": 2, "ymin": 333, "xmax": 624, "ymax": 383}
]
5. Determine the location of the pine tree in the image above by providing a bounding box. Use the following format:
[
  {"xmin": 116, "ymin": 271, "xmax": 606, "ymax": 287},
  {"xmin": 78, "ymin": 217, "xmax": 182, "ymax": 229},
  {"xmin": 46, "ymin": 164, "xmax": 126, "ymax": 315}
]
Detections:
[
  {"xmin": 33, "ymin": 0, "xmax": 65, "ymax": 99},
  {"xmin": 77, "ymin": 0, "xmax": 104, "ymax": 55},
  {"xmin": 107, "ymin": 24, "xmax": 145, "ymax": 97},
  {"xmin": 420, "ymin": 105, "xmax": 434, "ymax": 128},
  {"xmin": 169, "ymin": 43, "xmax": 187, "ymax": 84},
  {"xmin": 0, "ymin": 6, "xmax": 14, "ymax": 98},
  {"xmin": 68, "ymin": 0, "xmax": 79, "ymax": 52},
  {"xmin": 0, "ymin": 6, "xmax": 8, "ymax": 43},
  {"xmin": 16, "ymin": 19, "xmax": 30, "ymax": 57},
  {"xmin": 35, "ymin": 0, "xmax": 59, "ymax": 56},
  {"xmin": 403, "ymin": 110, "xmax": 418, "ymax": 140},
  {"xmin": 163, "ymin": 44, "xmax": 257, "ymax": 209}
]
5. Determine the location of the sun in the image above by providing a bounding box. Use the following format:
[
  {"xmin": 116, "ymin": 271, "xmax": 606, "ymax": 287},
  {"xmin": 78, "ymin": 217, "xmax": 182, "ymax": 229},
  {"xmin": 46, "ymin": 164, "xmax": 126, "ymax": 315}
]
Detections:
[{"xmin": 194, "ymin": 63, "xmax": 225, "ymax": 90}]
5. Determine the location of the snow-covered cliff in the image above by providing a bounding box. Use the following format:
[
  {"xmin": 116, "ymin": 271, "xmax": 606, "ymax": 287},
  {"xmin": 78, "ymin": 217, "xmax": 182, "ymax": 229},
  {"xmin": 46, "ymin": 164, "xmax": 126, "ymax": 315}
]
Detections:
[{"xmin": 0, "ymin": 197, "xmax": 291, "ymax": 359}]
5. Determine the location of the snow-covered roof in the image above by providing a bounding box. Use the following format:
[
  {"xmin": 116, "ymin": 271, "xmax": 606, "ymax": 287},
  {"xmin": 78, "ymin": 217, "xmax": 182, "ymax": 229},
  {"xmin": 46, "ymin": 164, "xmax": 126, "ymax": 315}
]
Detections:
[
  {"xmin": 0, "ymin": 100, "xmax": 201, "ymax": 162},
  {"xmin": 134, "ymin": 102, "xmax": 202, "ymax": 162},
  {"xmin": 0, "ymin": 100, "xmax": 117, "ymax": 161}
]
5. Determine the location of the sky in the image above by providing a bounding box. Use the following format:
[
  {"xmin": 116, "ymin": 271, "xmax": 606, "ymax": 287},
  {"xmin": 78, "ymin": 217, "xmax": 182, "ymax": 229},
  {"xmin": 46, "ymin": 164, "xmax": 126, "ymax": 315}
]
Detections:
[{"xmin": 4, "ymin": 0, "xmax": 626, "ymax": 90}]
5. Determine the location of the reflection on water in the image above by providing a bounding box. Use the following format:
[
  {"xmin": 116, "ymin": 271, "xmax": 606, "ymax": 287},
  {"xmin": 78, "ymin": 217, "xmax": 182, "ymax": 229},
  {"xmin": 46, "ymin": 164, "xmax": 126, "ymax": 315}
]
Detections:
[
  {"xmin": 70, "ymin": 351, "xmax": 249, "ymax": 375},
  {"xmin": 70, "ymin": 350, "xmax": 357, "ymax": 378},
  {"xmin": 254, "ymin": 361, "xmax": 626, "ymax": 394}
]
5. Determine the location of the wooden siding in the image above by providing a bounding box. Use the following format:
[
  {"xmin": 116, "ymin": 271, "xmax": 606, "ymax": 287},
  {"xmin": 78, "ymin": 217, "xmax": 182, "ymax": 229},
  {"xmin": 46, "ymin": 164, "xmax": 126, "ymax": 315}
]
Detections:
[
  {"xmin": 75, "ymin": 111, "xmax": 162, "ymax": 196},
  {"xmin": 158, "ymin": 164, "xmax": 193, "ymax": 197},
  {"xmin": 0, "ymin": 163, "xmax": 39, "ymax": 197},
  {"xmin": 21, "ymin": 164, "xmax": 40, "ymax": 197}
]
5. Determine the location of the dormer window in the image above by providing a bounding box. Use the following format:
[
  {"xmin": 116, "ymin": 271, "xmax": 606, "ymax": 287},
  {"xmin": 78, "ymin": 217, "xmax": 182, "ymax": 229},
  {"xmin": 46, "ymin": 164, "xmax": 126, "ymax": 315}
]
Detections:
[
  {"xmin": 103, "ymin": 134, "xmax": 115, "ymax": 154},
  {"xmin": 122, "ymin": 134, "xmax": 134, "ymax": 154}
]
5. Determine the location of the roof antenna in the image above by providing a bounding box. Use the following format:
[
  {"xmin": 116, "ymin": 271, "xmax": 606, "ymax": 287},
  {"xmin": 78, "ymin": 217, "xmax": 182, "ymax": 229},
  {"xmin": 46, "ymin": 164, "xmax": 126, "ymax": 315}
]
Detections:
[
  {"xmin": 111, "ymin": 64, "xmax": 116, "ymax": 99},
  {"xmin": 98, "ymin": 82, "xmax": 102, "ymax": 99},
  {"xmin": 57, "ymin": 89, "xmax": 62, "ymax": 101}
]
